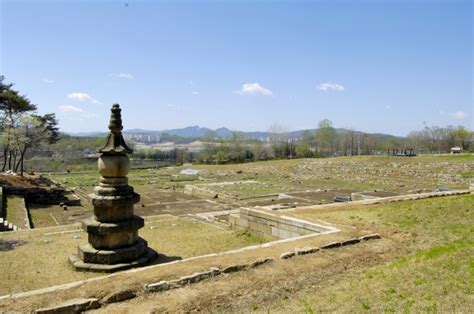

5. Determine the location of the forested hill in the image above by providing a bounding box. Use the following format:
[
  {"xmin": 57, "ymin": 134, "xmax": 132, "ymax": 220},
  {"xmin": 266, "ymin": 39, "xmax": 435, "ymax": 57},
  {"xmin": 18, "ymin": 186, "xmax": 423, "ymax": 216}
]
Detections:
[{"xmin": 68, "ymin": 126, "xmax": 402, "ymax": 141}]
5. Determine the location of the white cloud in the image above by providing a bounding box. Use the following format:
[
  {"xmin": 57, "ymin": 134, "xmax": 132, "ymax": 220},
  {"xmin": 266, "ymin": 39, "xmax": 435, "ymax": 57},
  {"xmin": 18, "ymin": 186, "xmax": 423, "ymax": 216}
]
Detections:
[
  {"xmin": 67, "ymin": 92, "xmax": 93, "ymax": 102},
  {"xmin": 192, "ymin": 91, "xmax": 199, "ymax": 95},
  {"xmin": 109, "ymin": 73, "xmax": 134, "ymax": 80},
  {"xmin": 385, "ymin": 105, "xmax": 391, "ymax": 110},
  {"xmin": 58, "ymin": 105, "xmax": 97, "ymax": 120},
  {"xmin": 59, "ymin": 105, "xmax": 83, "ymax": 113},
  {"xmin": 67, "ymin": 92, "xmax": 102, "ymax": 105},
  {"xmin": 42, "ymin": 78, "xmax": 54, "ymax": 84},
  {"xmin": 234, "ymin": 82, "xmax": 273, "ymax": 96},
  {"xmin": 450, "ymin": 111, "xmax": 469, "ymax": 120},
  {"xmin": 317, "ymin": 82, "xmax": 345, "ymax": 91}
]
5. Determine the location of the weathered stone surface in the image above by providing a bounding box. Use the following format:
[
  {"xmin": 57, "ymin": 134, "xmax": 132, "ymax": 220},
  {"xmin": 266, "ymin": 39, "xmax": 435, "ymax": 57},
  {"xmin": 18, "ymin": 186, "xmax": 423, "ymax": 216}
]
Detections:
[
  {"xmin": 144, "ymin": 267, "xmax": 221, "ymax": 293},
  {"xmin": 98, "ymin": 154, "xmax": 130, "ymax": 178},
  {"xmin": 359, "ymin": 233, "xmax": 381, "ymax": 241},
  {"xmin": 70, "ymin": 104, "xmax": 155, "ymax": 272},
  {"xmin": 250, "ymin": 257, "xmax": 273, "ymax": 268},
  {"xmin": 78, "ymin": 238, "xmax": 148, "ymax": 264},
  {"xmin": 280, "ymin": 251, "xmax": 295, "ymax": 259},
  {"xmin": 230, "ymin": 207, "xmax": 338, "ymax": 240},
  {"xmin": 70, "ymin": 245, "xmax": 156, "ymax": 273},
  {"xmin": 145, "ymin": 280, "xmax": 169, "ymax": 293},
  {"xmin": 83, "ymin": 216, "xmax": 144, "ymax": 235},
  {"xmin": 295, "ymin": 247, "xmax": 319, "ymax": 255},
  {"xmin": 91, "ymin": 195, "xmax": 137, "ymax": 222},
  {"xmin": 320, "ymin": 241, "xmax": 342, "ymax": 249},
  {"xmin": 35, "ymin": 298, "xmax": 100, "ymax": 313},
  {"xmin": 88, "ymin": 230, "xmax": 138, "ymax": 249},
  {"xmin": 102, "ymin": 289, "xmax": 136, "ymax": 304},
  {"xmin": 340, "ymin": 238, "xmax": 361, "ymax": 246},
  {"xmin": 222, "ymin": 264, "xmax": 248, "ymax": 273}
]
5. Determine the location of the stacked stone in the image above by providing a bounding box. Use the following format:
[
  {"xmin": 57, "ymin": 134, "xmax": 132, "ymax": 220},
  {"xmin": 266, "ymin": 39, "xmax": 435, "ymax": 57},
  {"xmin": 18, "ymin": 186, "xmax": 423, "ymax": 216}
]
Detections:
[{"xmin": 70, "ymin": 104, "xmax": 156, "ymax": 272}]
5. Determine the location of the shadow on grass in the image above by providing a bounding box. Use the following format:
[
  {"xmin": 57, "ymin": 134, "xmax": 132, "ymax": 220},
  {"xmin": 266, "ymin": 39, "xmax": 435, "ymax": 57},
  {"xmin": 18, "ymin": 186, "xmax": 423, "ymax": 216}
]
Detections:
[
  {"xmin": 149, "ymin": 250, "xmax": 182, "ymax": 266},
  {"xmin": 0, "ymin": 239, "xmax": 27, "ymax": 251}
]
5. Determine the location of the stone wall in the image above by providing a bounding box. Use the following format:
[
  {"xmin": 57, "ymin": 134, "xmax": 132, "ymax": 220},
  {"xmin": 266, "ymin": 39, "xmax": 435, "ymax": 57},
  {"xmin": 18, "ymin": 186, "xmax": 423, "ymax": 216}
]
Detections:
[
  {"xmin": 3, "ymin": 186, "xmax": 67, "ymax": 205},
  {"xmin": 229, "ymin": 207, "xmax": 338, "ymax": 239}
]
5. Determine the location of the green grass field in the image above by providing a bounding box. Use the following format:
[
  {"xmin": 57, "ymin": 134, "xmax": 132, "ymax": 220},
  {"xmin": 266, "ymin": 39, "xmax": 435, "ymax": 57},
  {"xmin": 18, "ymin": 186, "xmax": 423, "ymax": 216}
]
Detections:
[
  {"xmin": 47, "ymin": 154, "xmax": 474, "ymax": 201},
  {"xmin": 275, "ymin": 194, "xmax": 474, "ymax": 312}
]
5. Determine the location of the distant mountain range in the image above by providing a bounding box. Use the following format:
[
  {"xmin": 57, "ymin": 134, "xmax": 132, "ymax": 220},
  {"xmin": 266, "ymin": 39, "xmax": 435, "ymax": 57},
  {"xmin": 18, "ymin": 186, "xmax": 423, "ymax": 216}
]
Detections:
[{"xmin": 67, "ymin": 126, "xmax": 402, "ymax": 141}]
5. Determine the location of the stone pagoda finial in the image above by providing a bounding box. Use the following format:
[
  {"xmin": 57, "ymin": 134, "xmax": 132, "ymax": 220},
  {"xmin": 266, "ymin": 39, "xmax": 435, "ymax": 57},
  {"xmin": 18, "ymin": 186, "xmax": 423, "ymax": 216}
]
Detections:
[
  {"xmin": 98, "ymin": 104, "xmax": 133, "ymax": 155},
  {"xmin": 70, "ymin": 104, "xmax": 156, "ymax": 272}
]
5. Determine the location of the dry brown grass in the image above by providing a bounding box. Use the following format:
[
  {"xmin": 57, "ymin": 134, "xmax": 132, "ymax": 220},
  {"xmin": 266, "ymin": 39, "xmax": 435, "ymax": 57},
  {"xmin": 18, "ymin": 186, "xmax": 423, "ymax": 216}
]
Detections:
[
  {"xmin": 0, "ymin": 215, "xmax": 264, "ymax": 296},
  {"xmin": 4, "ymin": 196, "xmax": 27, "ymax": 229}
]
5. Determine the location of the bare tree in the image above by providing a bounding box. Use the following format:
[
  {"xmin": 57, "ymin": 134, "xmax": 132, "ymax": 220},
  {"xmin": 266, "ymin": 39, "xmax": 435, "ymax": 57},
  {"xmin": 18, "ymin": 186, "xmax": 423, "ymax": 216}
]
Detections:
[{"xmin": 268, "ymin": 123, "xmax": 289, "ymax": 158}]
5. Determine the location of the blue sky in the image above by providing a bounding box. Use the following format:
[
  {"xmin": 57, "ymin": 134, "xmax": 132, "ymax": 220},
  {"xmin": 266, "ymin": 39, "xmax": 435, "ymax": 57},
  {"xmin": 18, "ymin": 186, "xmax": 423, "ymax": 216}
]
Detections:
[{"xmin": 0, "ymin": 0, "xmax": 472, "ymax": 135}]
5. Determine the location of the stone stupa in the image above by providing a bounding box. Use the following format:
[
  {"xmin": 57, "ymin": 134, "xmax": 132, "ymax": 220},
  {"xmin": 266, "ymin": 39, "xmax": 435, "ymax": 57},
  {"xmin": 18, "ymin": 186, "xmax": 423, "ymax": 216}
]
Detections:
[{"xmin": 69, "ymin": 104, "xmax": 156, "ymax": 272}]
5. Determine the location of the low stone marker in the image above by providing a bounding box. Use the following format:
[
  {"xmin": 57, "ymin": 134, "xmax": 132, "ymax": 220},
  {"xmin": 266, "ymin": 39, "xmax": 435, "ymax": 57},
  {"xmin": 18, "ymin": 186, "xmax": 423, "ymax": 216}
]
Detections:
[
  {"xmin": 35, "ymin": 298, "xmax": 100, "ymax": 313},
  {"xmin": 144, "ymin": 258, "xmax": 273, "ymax": 294},
  {"xmin": 340, "ymin": 238, "xmax": 360, "ymax": 246},
  {"xmin": 102, "ymin": 289, "xmax": 136, "ymax": 304},
  {"xmin": 295, "ymin": 247, "xmax": 319, "ymax": 255},
  {"xmin": 320, "ymin": 241, "xmax": 342, "ymax": 249},
  {"xmin": 359, "ymin": 234, "xmax": 381, "ymax": 241},
  {"xmin": 222, "ymin": 264, "xmax": 248, "ymax": 273},
  {"xmin": 280, "ymin": 251, "xmax": 295, "ymax": 259},
  {"xmin": 333, "ymin": 195, "xmax": 351, "ymax": 202},
  {"xmin": 145, "ymin": 267, "xmax": 221, "ymax": 293}
]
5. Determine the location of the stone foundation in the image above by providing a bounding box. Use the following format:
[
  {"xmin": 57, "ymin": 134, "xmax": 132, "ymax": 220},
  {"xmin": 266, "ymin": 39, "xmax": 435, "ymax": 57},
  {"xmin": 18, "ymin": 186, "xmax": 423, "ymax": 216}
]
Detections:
[{"xmin": 229, "ymin": 207, "xmax": 338, "ymax": 239}]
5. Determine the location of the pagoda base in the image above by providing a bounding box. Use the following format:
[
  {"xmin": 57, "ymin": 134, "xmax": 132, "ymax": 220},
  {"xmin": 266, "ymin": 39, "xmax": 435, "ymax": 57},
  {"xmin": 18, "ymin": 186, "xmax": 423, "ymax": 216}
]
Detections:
[{"xmin": 69, "ymin": 240, "xmax": 157, "ymax": 273}]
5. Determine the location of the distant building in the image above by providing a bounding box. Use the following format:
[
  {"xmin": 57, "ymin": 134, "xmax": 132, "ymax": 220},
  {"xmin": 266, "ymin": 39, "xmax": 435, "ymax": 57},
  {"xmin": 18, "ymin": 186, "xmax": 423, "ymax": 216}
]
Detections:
[
  {"xmin": 450, "ymin": 147, "xmax": 462, "ymax": 154},
  {"xmin": 387, "ymin": 148, "xmax": 416, "ymax": 157}
]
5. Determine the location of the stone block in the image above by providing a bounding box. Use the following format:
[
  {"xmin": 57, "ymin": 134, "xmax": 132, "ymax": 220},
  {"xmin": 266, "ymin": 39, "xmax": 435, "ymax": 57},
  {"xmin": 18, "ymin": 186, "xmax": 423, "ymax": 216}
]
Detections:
[
  {"xmin": 340, "ymin": 238, "xmax": 360, "ymax": 246},
  {"xmin": 88, "ymin": 230, "xmax": 139, "ymax": 249},
  {"xmin": 249, "ymin": 257, "xmax": 273, "ymax": 268},
  {"xmin": 234, "ymin": 217, "xmax": 250, "ymax": 228},
  {"xmin": 359, "ymin": 234, "xmax": 381, "ymax": 241},
  {"xmin": 83, "ymin": 216, "xmax": 144, "ymax": 235},
  {"xmin": 295, "ymin": 247, "xmax": 319, "ymax": 256},
  {"xmin": 280, "ymin": 251, "xmax": 295, "ymax": 259},
  {"xmin": 228, "ymin": 214, "xmax": 237, "ymax": 227},
  {"xmin": 320, "ymin": 241, "xmax": 342, "ymax": 249},
  {"xmin": 70, "ymin": 247, "xmax": 157, "ymax": 273},
  {"xmin": 90, "ymin": 194, "xmax": 138, "ymax": 222},
  {"xmin": 102, "ymin": 289, "xmax": 136, "ymax": 304},
  {"xmin": 271, "ymin": 227, "xmax": 300, "ymax": 239},
  {"xmin": 93, "ymin": 185, "xmax": 137, "ymax": 198},
  {"xmin": 79, "ymin": 238, "xmax": 147, "ymax": 264},
  {"xmin": 145, "ymin": 281, "xmax": 170, "ymax": 293},
  {"xmin": 179, "ymin": 267, "xmax": 220, "ymax": 284},
  {"xmin": 145, "ymin": 267, "xmax": 221, "ymax": 293},
  {"xmin": 248, "ymin": 221, "xmax": 272, "ymax": 235},
  {"xmin": 222, "ymin": 264, "xmax": 248, "ymax": 273},
  {"xmin": 35, "ymin": 298, "xmax": 100, "ymax": 314}
]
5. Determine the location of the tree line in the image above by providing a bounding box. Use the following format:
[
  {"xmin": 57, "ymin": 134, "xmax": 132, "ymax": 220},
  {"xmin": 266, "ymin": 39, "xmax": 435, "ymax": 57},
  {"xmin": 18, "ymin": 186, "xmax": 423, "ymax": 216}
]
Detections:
[
  {"xmin": 194, "ymin": 119, "xmax": 473, "ymax": 164},
  {"xmin": 1, "ymin": 76, "xmax": 472, "ymax": 172},
  {"xmin": 407, "ymin": 125, "xmax": 473, "ymax": 153},
  {"xmin": 0, "ymin": 76, "xmax": 59, "ymax": 175}
]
